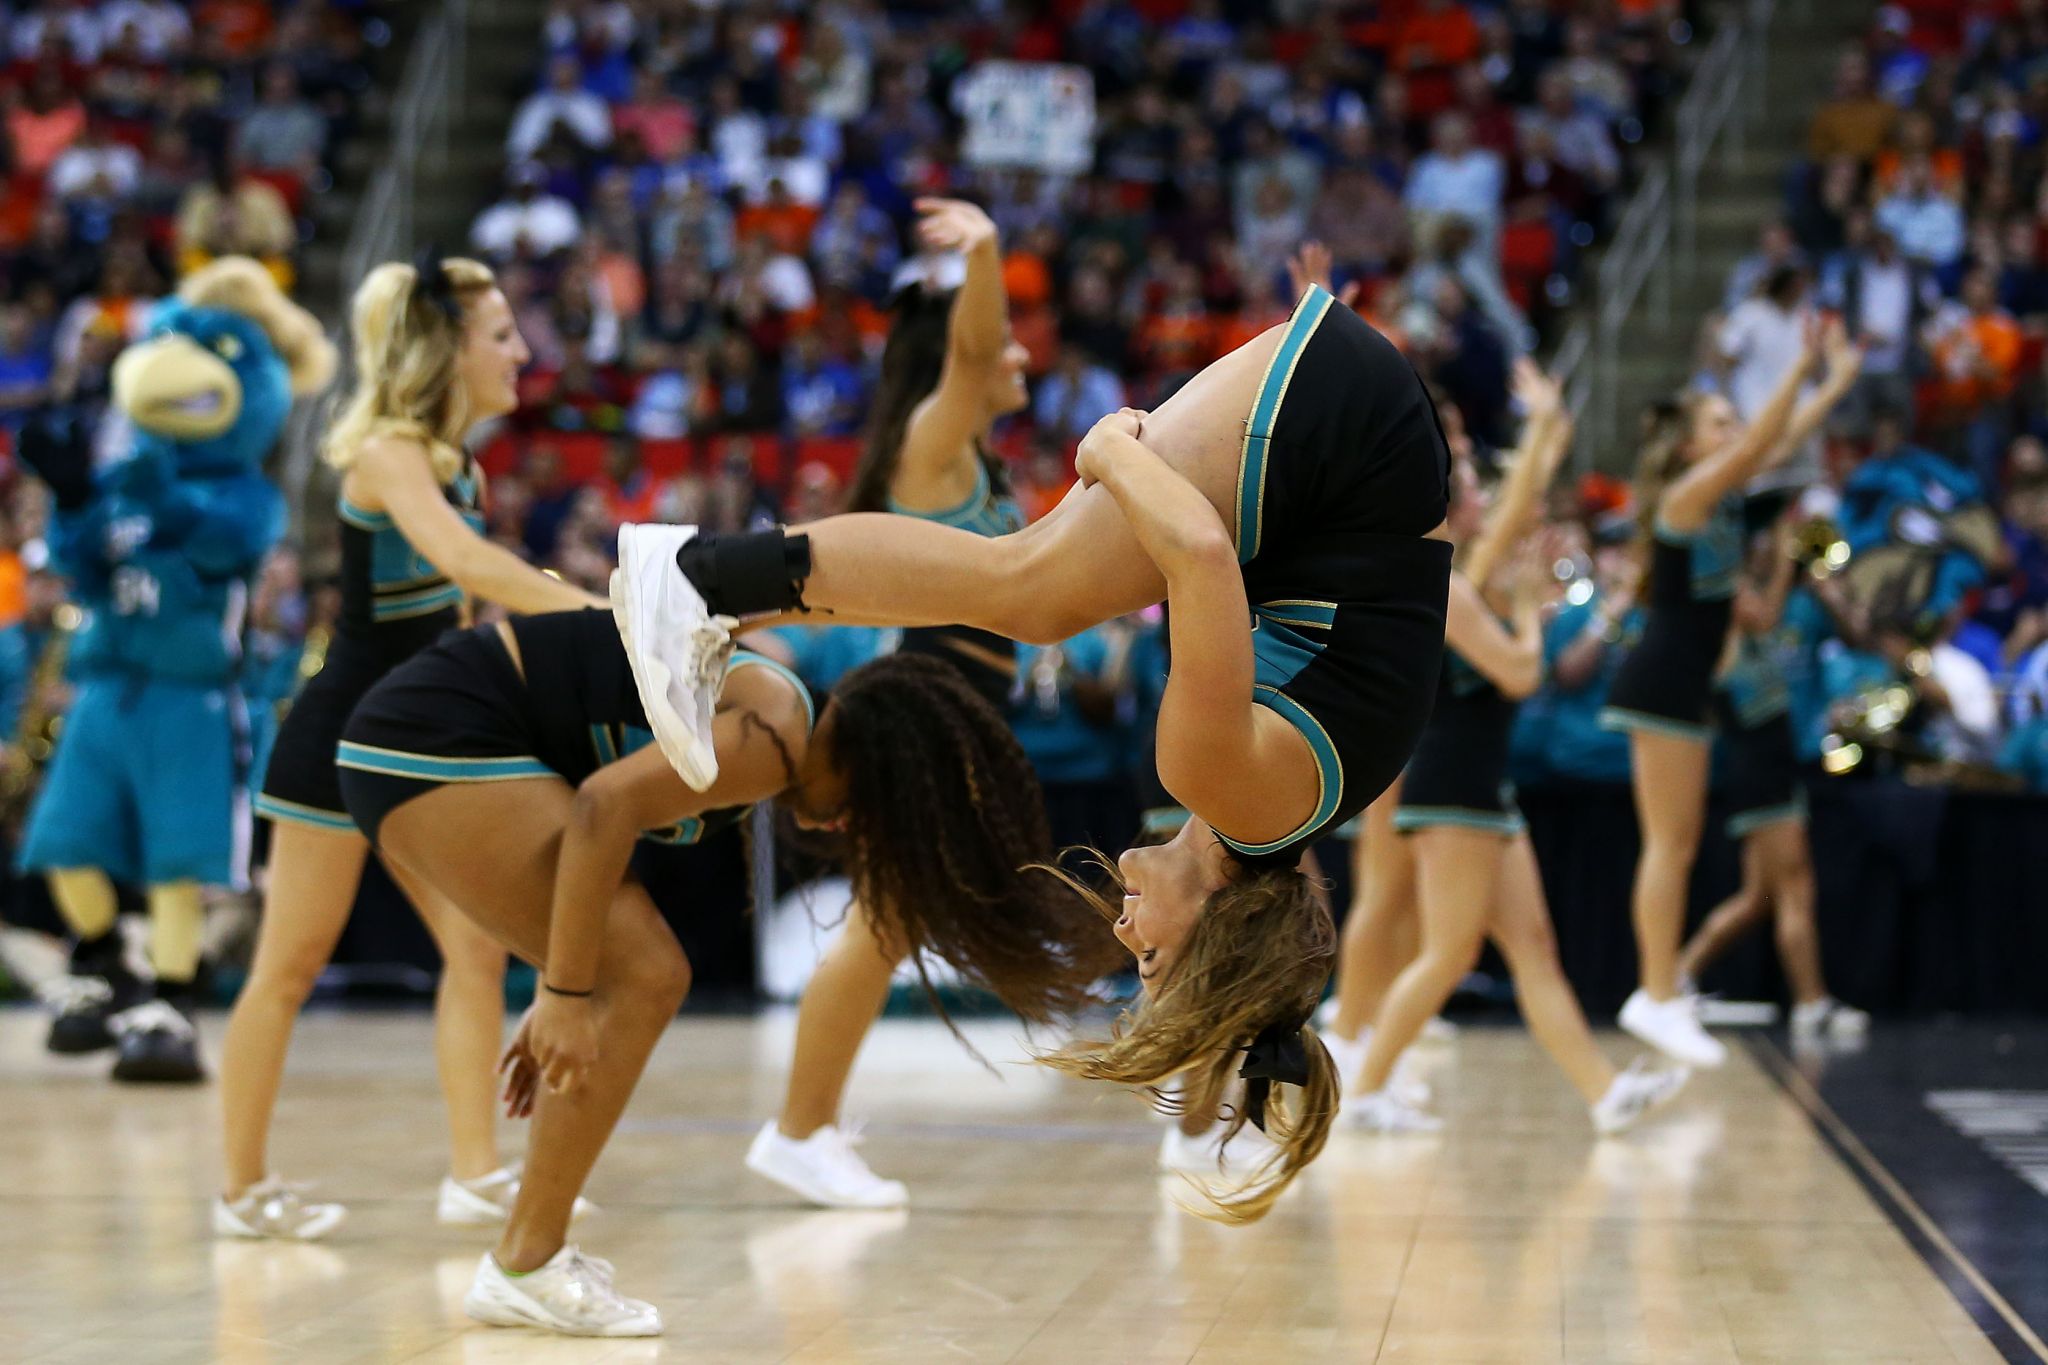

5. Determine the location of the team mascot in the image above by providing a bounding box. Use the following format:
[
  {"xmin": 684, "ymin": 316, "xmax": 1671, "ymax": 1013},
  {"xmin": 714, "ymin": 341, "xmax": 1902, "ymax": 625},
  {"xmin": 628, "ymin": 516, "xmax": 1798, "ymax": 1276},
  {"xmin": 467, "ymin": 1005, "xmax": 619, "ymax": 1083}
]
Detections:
[{"xmin": 18, "ymin": 258, "xmax": 334, "ymax": 1082}]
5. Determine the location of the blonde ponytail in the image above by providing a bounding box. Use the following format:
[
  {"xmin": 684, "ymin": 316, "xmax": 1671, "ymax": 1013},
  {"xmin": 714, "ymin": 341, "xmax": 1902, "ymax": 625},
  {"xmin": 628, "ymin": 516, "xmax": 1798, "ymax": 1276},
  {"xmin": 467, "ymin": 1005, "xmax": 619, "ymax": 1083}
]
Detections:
[{"xmin": 323, "ymin": 256, "xmax": 496, "ymax": 484}]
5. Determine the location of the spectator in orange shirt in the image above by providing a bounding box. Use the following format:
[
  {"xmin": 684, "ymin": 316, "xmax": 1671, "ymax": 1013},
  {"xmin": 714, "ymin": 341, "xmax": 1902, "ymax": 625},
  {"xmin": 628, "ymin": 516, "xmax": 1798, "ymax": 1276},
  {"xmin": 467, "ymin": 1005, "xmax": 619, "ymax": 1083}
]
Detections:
[
  {"xmin": 6, "ymin": 69, "xmax": 86, "ymax": 177},
  {"xmin": 1131, "ymin": 262, "xmax": 1215, "ymax": 395},
  {"xmin": 193, "ymin": 0, "xmax": 275, "ymax": 57},
  {"xmin": 1395, "ymin": 0, "xmax": 1481, "ymax": 74},
  {"xmin": 1925, "ymin": 267, "xmax": 2025, "ymax": 490},
  {"xmin": 1872, "ymin": 111, "xmax": 1965, "ymax": 199},
  {"xmin": 734, "ymin": 176, "xmax": 820, "ymax": 258}
]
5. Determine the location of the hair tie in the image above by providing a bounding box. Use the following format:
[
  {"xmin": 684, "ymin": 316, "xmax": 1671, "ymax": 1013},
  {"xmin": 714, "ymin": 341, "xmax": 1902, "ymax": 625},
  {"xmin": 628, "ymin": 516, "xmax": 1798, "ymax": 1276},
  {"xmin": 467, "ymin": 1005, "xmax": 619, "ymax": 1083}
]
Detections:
[
  {"xmin": 411, "ymin": 242, "xmax": 461, "ymax": 322},
  {"xmin": 1237, "ymin": 1019, "xmax": 1312, "ymax": 1134}
]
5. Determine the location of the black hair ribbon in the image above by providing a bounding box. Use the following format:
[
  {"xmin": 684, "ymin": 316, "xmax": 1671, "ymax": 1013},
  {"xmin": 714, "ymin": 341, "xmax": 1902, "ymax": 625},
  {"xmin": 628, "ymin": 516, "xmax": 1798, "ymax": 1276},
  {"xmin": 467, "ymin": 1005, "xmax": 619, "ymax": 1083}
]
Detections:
[
  {"xmin": 1237, "ymin": 1020, "xmax": 1312, "ymax": 1134},
  {"xmin": 412, "ymin": 242, "xmax": 460, "ymax": 321}
]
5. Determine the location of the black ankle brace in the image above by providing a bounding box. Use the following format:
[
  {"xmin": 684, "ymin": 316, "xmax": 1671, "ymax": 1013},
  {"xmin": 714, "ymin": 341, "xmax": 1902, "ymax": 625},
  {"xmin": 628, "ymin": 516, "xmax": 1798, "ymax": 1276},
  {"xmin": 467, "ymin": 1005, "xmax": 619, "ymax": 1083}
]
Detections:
[{"xmin": 674, "ymin": 531, "xmax": 814, "ymax": 617}]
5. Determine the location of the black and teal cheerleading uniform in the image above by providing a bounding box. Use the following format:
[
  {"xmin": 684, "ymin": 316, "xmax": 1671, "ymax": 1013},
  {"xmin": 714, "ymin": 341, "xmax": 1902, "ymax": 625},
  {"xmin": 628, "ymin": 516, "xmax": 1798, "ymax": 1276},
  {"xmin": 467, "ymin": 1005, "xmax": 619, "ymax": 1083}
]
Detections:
[
  {"xmin": 335, "ymin": 608, "xmax": 811, "ymax": 847},
  {"xmin": 1213, "ymin": 284, "xmax": 1453, "ymax": 867},
  {"xmin": 887, "ymin": 459, "xmax": 1022, "ymax": 709},
  {"xmin": 1600, "ymin": 495, "xmax": 1742, "ymax": 742},
  {"xmin": 1395, "ymin": 646, "xmax": 1527, "ymax": 837},
  {"xmin": 1715, "ymin": 630, "xmax": 1806, "ymax": 839},
  {"xmin": 255, "ymin": 462, "xmax": 486, "ymax": 831}
]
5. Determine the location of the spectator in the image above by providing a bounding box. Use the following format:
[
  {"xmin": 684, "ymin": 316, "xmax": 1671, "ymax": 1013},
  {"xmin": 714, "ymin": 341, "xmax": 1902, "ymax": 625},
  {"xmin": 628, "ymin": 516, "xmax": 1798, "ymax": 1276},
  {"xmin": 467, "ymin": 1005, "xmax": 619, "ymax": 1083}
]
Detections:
[
  {"xmin": 234, "ymin": 63, "xmax": 325, "ymax": 180},
  {"xmin": 1556, "ymin": 17, "xmax": 1633, "ymax": 124},
  {"xmin": 611, "ymin": 68, "xmax": 693, "ymax": 163},
  {"xmin": 507, "ymin": 53, "xmax": 612, "ymax": 161},
  {"xmin": 1406, "ymin": 111, "xmax": 1506, "ymax": 260},
  {"xmin": 810, "ymin": 182, "xmax": 898, "ymax": 294},
  {"xmin": 1034, "ymin": 341, "xmax": 1127, "ymax": 450},
  {"xmin": 1308, "ymin": 165, "xmax": 1411, "ymax": 279},
  {"xmin": 0, "ymin": 304, "xmax": 52, "ymax": 432},
  {"xmin": 1820, "ymin": 220, "xmax": 1937, "ymax": 429},
  {"xmin": 1230, "ymin": 121, "xmax": 1320, "ymax": 240},
  {"xmin": 1724, "ymin": 221, "xmax": 1806, "ymax": 312},
  {"xmin": 707, "ymin": 441, "xmax": 780, "ymax": 530},
  {"xmin": 1235, "ymin": 174, "xmax": 1311, "ymax": 272},
  {"xmin": 651, "ymin": 176, "xmax": 735, "ymax": 270},
  {"xmin": 1522, "ymin": 68, "xmax": 1621, "ymax": 205},
  {"xmin": 46, "ymin": 110, "xmax": 142, "ymax": 205},
  {"xmin": 1719, "ymin": 265, "xmax": 1813, "ymax": 433},
  {"xmin": 1427, "ymin": 276, "xmax": 1513, "ymax": 447},
  {"xmin": 470, "ymin": 161, "xmax": 582, "ymax": 262},
  {"xmin": 6, "ymin": 68, "xmax": 86, "ymax": 178},
  {"xmin": 175, "ymin": 155, "xmax": 296, "ymax": 285},
  {"xmin": 1923, "ymin": 266, "xmax": 2024, "ymax": 489},
  {"xmin": 1409, "ymin": 215, "xmax": 1528, "ymax": 352},
  {"xmin": 780, "ymin": 329, "xmax": 863, "ymax": 438},
  {"xmin": 1875, "ymin": 154, "xmax": 1966, "ymax": 271},
  {"xmin": 1807, "ymin": 49, "xmax": 1897, "ymax": 163}
]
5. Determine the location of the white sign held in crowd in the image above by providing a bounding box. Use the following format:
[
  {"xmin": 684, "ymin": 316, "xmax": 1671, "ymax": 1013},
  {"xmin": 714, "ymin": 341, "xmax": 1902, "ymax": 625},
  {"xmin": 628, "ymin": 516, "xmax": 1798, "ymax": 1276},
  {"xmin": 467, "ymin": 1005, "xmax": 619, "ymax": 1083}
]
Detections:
[{"xmin": 956, "ymin": 61, "xmax": 1096, "ymax": 176}]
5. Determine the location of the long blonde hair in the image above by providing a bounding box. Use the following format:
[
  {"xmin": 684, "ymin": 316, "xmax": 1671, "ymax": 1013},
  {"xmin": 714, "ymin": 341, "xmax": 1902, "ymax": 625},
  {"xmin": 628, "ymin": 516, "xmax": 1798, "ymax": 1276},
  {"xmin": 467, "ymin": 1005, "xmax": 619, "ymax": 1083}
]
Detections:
[
  {"xmin": 1039, "ymin": 858, "xmax": 1339, "ymax": 1224},
  {"xmin": 1632, "ymin": 392, "xmax": 1714, "ymax": 558},
  {"xmin": 323, "ymin": 256, "xmax": 497, "ymax": 483}
]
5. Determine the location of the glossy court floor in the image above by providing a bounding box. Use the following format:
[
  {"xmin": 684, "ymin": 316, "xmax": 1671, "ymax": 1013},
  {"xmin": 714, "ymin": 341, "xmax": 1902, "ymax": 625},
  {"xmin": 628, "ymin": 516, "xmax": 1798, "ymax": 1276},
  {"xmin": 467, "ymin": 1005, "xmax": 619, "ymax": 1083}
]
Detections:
[{"xmin": 0, "ymin": 1008, "xmax": 2024, "ymax": 1364}]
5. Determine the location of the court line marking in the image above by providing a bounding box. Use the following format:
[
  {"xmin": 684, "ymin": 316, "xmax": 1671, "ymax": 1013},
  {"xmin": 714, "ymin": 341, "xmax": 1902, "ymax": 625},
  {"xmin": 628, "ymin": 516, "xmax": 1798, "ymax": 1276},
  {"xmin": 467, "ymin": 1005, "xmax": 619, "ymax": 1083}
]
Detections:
[{"xmin": 1750, "ymin": 1035, "xmax": 2048, "ymax": 1365}]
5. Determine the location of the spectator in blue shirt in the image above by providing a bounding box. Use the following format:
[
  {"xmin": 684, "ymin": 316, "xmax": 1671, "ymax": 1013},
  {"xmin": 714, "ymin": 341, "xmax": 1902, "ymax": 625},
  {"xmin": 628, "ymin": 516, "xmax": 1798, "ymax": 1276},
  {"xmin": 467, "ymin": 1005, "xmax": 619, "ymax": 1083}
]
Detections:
[{"xmin": 1033, "ymin": 341, "xmax": 1126, "ymax": 450}]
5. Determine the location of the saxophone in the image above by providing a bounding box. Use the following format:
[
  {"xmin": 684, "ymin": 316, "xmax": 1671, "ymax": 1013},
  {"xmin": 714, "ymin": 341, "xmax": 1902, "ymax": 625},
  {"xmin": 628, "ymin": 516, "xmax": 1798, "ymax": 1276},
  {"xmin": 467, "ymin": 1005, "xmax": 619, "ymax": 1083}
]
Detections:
[{"xmin": 0, "ymin": 604, "xmax": 78, "ymax": 828}]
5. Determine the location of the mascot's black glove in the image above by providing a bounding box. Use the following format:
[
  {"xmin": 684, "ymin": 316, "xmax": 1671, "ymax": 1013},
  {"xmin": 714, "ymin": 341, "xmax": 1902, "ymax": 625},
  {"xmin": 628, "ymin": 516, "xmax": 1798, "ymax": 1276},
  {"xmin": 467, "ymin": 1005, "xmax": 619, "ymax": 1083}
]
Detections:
[{"xmin": 16, "ymin": 405, "xmax": 97, "ymax": 512}]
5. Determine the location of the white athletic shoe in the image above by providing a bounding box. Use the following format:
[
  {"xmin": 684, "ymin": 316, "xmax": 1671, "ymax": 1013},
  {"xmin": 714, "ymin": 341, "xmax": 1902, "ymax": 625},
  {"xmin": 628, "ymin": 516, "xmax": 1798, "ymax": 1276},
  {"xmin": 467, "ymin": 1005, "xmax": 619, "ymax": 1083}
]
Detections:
[
  {"xmin": 1420, "ymin": 1015, "xmax": 1460, "ymax": 1043},
  {"xmin": 1318, "ymin": 1029, "xmax": 1430, "ymax": 1107},
  {"xmin": 612, "ymin": 522, "xmax": 735, "ymax": 792},
  {"xmin": 1790, "ymin": 996, "xmax": 1870, "ymax": 1041},
  {"xmin": 437, "ymin": 1165, "xmax": 595, "ymax": 1226},
  {"xmin": 1591, "ymin": 1059, "xmax": 1691, "ymax": 1135},
  {"xmin": 745, "ymin": 1121, "xmax": 907, "ymax": 1209},
  {"xmin": 1339, "ymin": 1088, "xmax": 1444, "ymax": 1134},
  {"xmin": 1158, "ymin": 1119, "xmax": 1281, "ymax": 1176},
  {"xmin": 463, "ymin": 1245, "xmax": 660, "ymax": 1338},
  {"xmin": 213, "ymin": 1177, "xmax": 347, "ymax": 1241},
  {"xmin": 1619, "ymin": 989, "xmax": 1727, "ymax": 1069}
]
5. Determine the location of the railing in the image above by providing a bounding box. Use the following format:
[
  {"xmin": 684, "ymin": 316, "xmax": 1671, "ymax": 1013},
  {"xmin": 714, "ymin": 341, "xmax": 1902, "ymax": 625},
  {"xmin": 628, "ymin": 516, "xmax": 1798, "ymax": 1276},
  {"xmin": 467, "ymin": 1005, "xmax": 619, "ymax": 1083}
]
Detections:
[
  {"xmin": 279, "ymin": 0, "xmax": 469, "ymax": 534},
  {"xmin": 1554, "ymin": 0, "xmax": 1778, "ymax": 468}
]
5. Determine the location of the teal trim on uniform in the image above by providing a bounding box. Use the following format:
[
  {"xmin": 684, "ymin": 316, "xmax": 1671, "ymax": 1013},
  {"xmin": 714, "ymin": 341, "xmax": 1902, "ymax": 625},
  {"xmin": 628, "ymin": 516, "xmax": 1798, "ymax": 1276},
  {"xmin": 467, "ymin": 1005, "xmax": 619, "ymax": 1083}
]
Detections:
[
  {"xmin": 1392, "ymin": 805, "xmax": 1527, "ymax": 837},
  {"xmin": 1215, "ymin": 685, "xmax": 1343, "ymax": 857},
  {"xmin": 727, "ymin": 652, "xmax": 816, "ymax": 732},
  {"xmin": 887, "ymin": 463, "xmax": 1020, "ymax": 538},
  {"xmin": 1236, "ymin": 285, "xmax": 1333, "ymax": 564},
  {"xmin": 1256, "ymin": 599, "xmax": 1338, "ymax": 631},
  {"xmin": 1330, "ymin": 814, "xmax": 1363, "ymax": 840},
  {"xmin": 337, "ymin": 496, "xmax": 392, "ymax": 531},
  {"xmin": 335, "ymin": 742, "xmax": 552, "ymax": 782},
  {"xmin": 1651, "ymin": 514, "xmax": 1693, "ymax": 544},
  {"xmin": 1251, "ymin": 614, "xmax": 1326, "ymax": 690},
  {"xmin": 1728, "ymin": 790, "xmax": 1808, "ymax": 840},
  {"xmin": 1598, "ymin": 705, "xmax": 1713, "ymax": 744},
  {"xmin": 253, "ymin": 793, "xmax": 358, "ymax": 832}
]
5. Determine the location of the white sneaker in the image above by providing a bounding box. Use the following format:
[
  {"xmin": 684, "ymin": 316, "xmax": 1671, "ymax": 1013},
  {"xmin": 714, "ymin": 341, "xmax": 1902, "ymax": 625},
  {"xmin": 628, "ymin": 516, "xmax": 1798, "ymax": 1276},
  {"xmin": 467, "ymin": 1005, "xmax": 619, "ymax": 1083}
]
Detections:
[
  {"xmin": 745, "ymin": 1121, "xmax": 907, "ymax": 1209},
  {"xmin": 1157, "ymin": 1119, "xmax": 1280, "ymax": 1176},
  {"xmin": 1339, "ymin": 1088, "xmax": 1444, "ymax": 1134},
  {"xmin": 1591, "ymin": 1059, "xmax": 1691, "ymax": 1135},
  {"xmin": 463, "ymin": 1245, "xmax": 660, "ymax": 1337},
  {"xmin": 437, "ymin": 1165, "xmax": 595, "ymax": 1226},
  {"xmin": 1791, "ymin": 996, "xmax": 1870, "ymax": 1041},
  {"xmin": 613, "ymin": 523, "xmax": 736, "ymax": 791},
  {"xmin": 1420, "ymin": 1015, "xmax": 1460, "ymax": 1042},
  {"xmin": 214, "ymin": 1177, "xmax": 347, "ymax": 1241},
  {"xmin": 1319, "ymin": 1029, "xmax": 1429, "ymax": 1106},
  {"xmin": 1619, "ymin": 989, "xmax": 1727, "ymax": 1069}
]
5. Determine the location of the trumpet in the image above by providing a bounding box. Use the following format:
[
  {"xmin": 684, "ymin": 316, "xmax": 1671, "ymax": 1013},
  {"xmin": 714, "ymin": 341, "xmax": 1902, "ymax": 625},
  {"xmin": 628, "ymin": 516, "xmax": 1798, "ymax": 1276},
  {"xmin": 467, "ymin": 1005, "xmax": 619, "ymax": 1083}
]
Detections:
[
  {"xmin": 1789, "ymin": 515, "xmax": 1851, "ymax": 579},
  {"xmin": 0, "ymin": 604, "xmax": 79, "ymax": 827}
]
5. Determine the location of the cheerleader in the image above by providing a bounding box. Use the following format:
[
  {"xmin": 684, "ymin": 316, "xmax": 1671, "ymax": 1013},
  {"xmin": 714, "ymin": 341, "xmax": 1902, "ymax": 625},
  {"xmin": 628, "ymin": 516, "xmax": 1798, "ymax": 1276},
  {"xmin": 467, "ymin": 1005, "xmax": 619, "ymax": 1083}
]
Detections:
[
  {"xmin": 1601, "ymin": 319, "xmax": 1861, "ymax": 1066},
  {"xmin": 215, "ymin": 255, "xmax": 604, "ymax": 1240}
]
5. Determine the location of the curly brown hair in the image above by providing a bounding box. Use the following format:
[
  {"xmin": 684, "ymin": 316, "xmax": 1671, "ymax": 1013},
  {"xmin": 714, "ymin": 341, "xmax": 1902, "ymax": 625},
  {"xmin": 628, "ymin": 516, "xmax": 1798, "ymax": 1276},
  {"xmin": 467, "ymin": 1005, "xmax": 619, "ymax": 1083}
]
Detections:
[{"xmin": 823, "ymin": 652, "xmax": 1122, "ymax": 1024}]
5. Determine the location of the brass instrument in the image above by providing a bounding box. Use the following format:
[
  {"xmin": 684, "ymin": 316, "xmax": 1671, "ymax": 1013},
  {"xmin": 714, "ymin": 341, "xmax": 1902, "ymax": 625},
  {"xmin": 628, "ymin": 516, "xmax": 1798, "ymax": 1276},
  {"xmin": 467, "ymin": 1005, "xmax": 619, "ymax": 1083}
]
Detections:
[
  {"xmin": 0, "ymin": 604, "xmax": 79, "ymax": 827},
  {"xmin": 1790, "ymin": 515, "xmax": 1850, "ymax": 580}
]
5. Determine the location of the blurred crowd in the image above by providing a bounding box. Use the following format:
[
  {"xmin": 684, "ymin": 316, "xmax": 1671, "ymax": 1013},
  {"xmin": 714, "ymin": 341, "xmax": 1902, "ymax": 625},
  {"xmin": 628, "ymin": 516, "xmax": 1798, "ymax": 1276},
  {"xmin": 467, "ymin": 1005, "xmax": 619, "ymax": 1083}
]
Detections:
[{"xmin": 1675, "ymin": 0, "xmax": 2048, "ymax": 790}]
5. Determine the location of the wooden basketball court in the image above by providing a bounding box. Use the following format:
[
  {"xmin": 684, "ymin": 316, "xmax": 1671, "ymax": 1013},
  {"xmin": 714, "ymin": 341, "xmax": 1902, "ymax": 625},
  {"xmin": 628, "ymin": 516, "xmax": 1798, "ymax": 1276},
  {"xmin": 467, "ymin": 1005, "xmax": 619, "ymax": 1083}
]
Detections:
[{"xmin": 0, "ymin": 1009, "xmax": 2015, "ymax": 1363}]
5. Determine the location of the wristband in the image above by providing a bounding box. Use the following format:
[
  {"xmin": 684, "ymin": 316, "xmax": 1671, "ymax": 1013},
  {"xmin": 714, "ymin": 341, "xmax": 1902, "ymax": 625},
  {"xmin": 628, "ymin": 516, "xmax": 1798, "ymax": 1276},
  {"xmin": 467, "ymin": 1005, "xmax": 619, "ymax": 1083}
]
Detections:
[{"xmin": 543, "ymin": 981, "xmax": 594, "ymax": 998}]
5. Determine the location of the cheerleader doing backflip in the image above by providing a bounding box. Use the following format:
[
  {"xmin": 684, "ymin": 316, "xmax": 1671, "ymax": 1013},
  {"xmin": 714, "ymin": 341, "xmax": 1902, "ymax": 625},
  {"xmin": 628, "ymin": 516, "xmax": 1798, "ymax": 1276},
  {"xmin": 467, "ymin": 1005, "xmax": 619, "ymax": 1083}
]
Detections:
[
  {"xmin": 331, "ymin": 607, "xmax": 1103, "ymax": 1336},
  {"xmin": 216, "ymin": 255, "xmax": 605, "ymax": 1238},
  {"xmin": 619, "ymin": 281, "xmax": 1456, "ymax": 1220}
]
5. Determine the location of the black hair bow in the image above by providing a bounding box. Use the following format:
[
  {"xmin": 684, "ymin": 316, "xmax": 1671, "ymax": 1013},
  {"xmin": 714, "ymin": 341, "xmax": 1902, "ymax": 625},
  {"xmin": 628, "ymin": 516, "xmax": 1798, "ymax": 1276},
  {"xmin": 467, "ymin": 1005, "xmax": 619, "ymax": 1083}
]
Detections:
[
  {"xmin": 1237, "ymin": 1021, "xmax": 1311, "ymax": 1134},
  {"xmin": 412, "ymin": 242, "xmax": 460, "ymax": 321}
]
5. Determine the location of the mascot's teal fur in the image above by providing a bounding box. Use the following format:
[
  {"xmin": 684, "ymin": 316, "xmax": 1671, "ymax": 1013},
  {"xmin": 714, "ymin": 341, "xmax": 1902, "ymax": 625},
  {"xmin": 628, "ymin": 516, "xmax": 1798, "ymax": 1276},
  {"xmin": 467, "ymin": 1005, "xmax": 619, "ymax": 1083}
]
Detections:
[{"xmin": 18, "ymin": 257, "xmax": 333, "ymax": 1081}]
